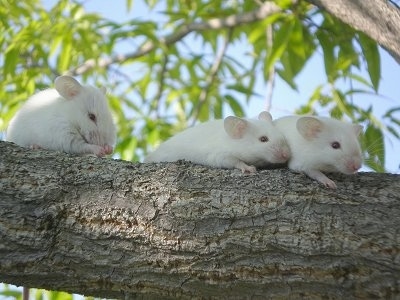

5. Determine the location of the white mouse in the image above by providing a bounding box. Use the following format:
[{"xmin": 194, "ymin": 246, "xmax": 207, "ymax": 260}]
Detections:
[
  {"xmin": 144, "ymin": 111, "xmax": 291, "ymax": 173},
  {"xmin": 6, "ymin": 75, "xmax": 116, "ymax": 157},
  {"xmin": 274, "ymin": 115, "xmax": 363, "ymax": 189}
]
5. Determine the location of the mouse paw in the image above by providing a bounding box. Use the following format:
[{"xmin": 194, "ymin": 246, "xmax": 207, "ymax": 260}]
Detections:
[
  {"xmin": 320, "ymin": 178, "xmax": 337, "ymax": 189},
  {"xmin": 30, "ymin": 144, "xmax": 42, "ymax": 150},
  {"xmin": 88, "ymin": 145, "xmax": 106, "ymax": 157},
  {"xmin": 241, "ymin": 165, "xmax": 257, "ymax": 174},
  {"xmin": 304, "ymin": 169, "xmax": 337, "ymax": 189},
  {"xmin": 103, "ymin": 144, "xmax": 113, "ymax": 155},
  {"xmin": 89, "ymin": 145, "xmax": 113, "ymax": 157}
]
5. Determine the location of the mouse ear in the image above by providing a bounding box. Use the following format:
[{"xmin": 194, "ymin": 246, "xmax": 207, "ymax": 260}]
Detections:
[
  {"xmin": 258, "ymin": 111, "xmax": 273, "ymax": 122},
  {"xmin": 224, "ymin": 116, "xmax": 249, "ymax": 139},
  {"xmin": 54, "ymin": 76, "xmax": 83, "ymax": 100},
  {"xmin": 353, "ymin": 124, "xmax": 363, "ymax": 136},
  {"xmin": 297, "ymin": 117, "xmax": 324, "ymax": 140}
]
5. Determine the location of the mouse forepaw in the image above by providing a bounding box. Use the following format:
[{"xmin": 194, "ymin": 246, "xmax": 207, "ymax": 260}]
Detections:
[
  {"xmin": 30, "ymin": 144, "xmax": 42, "ymax": 150},
  {"xmin": 304, "ymin": 169, "xmax": 337, "ymax": 189},
  {"xmin": 236, "ymin": 161, "xmax": 256, "ymax": 174}
]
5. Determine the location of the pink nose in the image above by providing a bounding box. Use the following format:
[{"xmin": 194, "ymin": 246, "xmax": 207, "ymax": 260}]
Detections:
[
  {"xmin": 277, "ymin": 150, "xmax": 290, "ymax": 162},
  {"xmin": 348, "ymin": 161, "xmax": 361, "ymax": 172}
]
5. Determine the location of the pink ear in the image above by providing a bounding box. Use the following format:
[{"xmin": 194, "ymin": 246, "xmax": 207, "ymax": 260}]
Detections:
[
  {"xmin": 224, "ymin": 116, "xmax": 249, "ymax": 139},
  {"xmin": 353, "ymin": 124, "xmax": 363, "ymax": 136},
  {"xmin": 54, "ymin": 76, "xmax": 82, "ymax": 100},
  {"xmin": 296, "ymin": 117, "xmax": 324, "ymax": 140},
  {"xmin": 258, "ymin": 111, "xmax": 273, "ymax": 122}
]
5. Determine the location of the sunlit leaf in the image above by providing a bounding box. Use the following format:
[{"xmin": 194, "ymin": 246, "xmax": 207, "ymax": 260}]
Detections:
[
  {"xmin": 363, "ymin": 124, "xmax": 385, "ymax": 172},
  {"xmin": 224, "ymin": 94, "xmax": 245, "ymax": 117},
  {"xmin": 358, "ymin": 32, "xmax": 381, "ymax": 91},
  {"xmin": 265, "ymin": 17, "xmax": 294, "ymax": 77}
]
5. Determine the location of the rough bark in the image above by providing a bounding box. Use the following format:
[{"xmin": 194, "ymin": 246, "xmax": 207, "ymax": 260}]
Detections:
[
  {"xmin": 0, "ymin": 141, "xmax": 399, "ymax": 299},
  {"xmin": 308, "ymin": 0, "xmax": 400, "ymax": 63}
]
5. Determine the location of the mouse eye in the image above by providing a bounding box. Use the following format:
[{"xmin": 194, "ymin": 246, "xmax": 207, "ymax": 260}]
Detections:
[
  {"xmin": 88, "ymin": 113, "xmax": 96, "ymax": 123},
  {"xmin": 259, "ymin": 136, "xmax": 269, "ymax": 143},
  {"xmin": 331, "ymin": 141, "xmax": 341, "ymax": 149}
]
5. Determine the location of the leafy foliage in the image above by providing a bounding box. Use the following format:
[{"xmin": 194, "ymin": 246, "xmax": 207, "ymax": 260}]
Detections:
[
  {"xmin": 0, "ymin": 0, "xmax": 397, "ymax": 166},
  {"xmin": 0, "ymin": 284, "xmax": 102, "ymax": 300}
]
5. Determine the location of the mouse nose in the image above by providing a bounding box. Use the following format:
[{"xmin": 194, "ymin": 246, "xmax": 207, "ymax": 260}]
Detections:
[
  {"xmin": 281, "ymin": 151, "xmax": 289, "ymax": 160},
  {"xmin": 347, "ymin": 160, "xmax": 362, "ymax": 173},
  {"xmin": 276, "ymin": 148, "xmax": 290, "ymax": 162}
]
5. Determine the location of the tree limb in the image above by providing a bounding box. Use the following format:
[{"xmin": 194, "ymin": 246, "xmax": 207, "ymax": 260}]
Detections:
[
  {"xmin": 307, "ymin": 0, "xmax": 400, "ymax": 63},
  {"xmin": 1, "ymin": 141, "xmax": 400, "ymax": 298},
  {"xmin": 66, "ymin": 2, "xmax": 283, "ymax": 76}
]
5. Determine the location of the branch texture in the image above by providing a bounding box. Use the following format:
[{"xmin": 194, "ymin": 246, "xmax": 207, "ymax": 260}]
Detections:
[{"xmin": 0, "ymin": 141, "xmax": 399, "ymax": 299}]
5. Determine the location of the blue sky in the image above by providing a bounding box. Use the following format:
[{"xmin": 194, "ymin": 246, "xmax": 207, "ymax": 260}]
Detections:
[{"xmin": 44, "ymin": 0, "xmax": 400, "ymax": 173}]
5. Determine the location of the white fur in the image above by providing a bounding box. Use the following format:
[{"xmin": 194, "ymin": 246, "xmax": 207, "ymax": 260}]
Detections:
[
  {"xmin": 274, "ymin": 115, "xmax": 363, "ymax": 189},
  {"xmin": 6, "ymin": 76, "xmax": 116, "ymax": 157},
  {"xmin": 144, "ymin": 111, "xmax": 291, "ymax": 173}
]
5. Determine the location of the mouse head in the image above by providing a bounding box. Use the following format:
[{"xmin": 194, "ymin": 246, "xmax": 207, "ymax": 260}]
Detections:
[
  {"xmin": 296, "ymin": 116, "xmax": 363, "ymax": 174},
  {"xmin": 224, "ymin": 111, "xmax": 290, "ymax": 165},
  {"xmin": 55, "ymin": 75, "xmax": 116, "ymax": 148}
]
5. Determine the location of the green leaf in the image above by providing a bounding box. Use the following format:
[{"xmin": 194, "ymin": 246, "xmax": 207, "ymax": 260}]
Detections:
[
  {"xmin": 57, "ymin": 38, "xmax": 72, "ymax": 71},
  {"xmin": 0, "ymin": 290, "xmax": 22, "ymax": 298},
  {"xmin": 4, "ymin": 47, "xmax": 19, "ymax": 77},
  {"xmin": 226, "ymin": 83, "xmax": 262, "ymax": 98},
  {"xmin": 316, "ymin": 30, "xmax": 335, "ymax": 81},
  {"xmin": 331, "ymin": 89, "xmax": 353, "ymax": 117},
  {"xmin": 363, "ymin": 124, "xmax": 385, "ymax": 172},
  {"xmin": 387, "ymin": 125, "xmax": 400, "ymax": 139},
  {"xmin": 358, "ymin": 33, "xmax": 381, "ymax": 91},
  {"xmin": 224, "ymin": 94, "xmax": 245, "ymax": 117},
  {"xmin": 265, "ymin": 18, "xmax": 294, "ymax": 76},
  {"xmin": 126, "ymin": 0, "xmax": 133, "ymax": 11}
]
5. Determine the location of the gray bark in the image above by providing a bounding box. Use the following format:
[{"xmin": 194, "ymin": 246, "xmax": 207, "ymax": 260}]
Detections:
[
  {"xmin": 308, "ymin": 0, "xmax": 400, "ymax": 63},
  {"xmin": 0, "ymin": 141, "xmax": 400, "ymax": 299}
]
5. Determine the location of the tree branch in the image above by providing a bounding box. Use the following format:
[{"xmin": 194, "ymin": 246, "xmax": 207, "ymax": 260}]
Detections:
[
  {"xmin": 307, "ymin": 0, "xmax": 400, "ymax": 63},
  {"xmin": 1, "ymin": 141, "xmax": 400, "ymax": 298},
  {"xmin": 66, "ymin": 2, "xmax": 284, "ymax": 76}
]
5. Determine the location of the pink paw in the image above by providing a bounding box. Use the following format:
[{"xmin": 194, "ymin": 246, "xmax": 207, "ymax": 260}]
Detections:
[
  {"xmin": 103, "ymin": 144, "xmax": 113, "ymax": 155},
  {"xmin": 321, "ymin": 178, "xmax": 337, "ymax": 189},
  {"xmin": 30, "ymin": 144, "xmax": 42, "ymax": 150},
  {"xmin": 93, "ymin": 145, "xmax": 113, "ymax": 157},
  {"xmin": 241, "ymin": 165, "xmax": 257, "ymax": 174}
]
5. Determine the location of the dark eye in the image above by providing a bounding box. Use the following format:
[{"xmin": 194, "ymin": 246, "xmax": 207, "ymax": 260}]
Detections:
[
  {"xmin": 88, "ymin": 113, "xmax": 96, "ymax": 123},
  {"xmin": 259, "ymin": 136, "xmax": 269, "ymax": 143},
  {"xmin": 331, "ymin": 141, "xmax": 341, "ymax": 149}
]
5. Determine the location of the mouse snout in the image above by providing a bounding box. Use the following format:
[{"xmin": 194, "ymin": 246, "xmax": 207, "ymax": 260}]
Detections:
[
  {"xmin": 274, "ymin": 142, "xmax": 291, "ymax": 163},
  {"xmin": 346, "ymin": 158, "xmax": 362, "ymax": 173},
  {"xmin": 278, "ymin": 149, "xmax": 290, "ymax": 161}
]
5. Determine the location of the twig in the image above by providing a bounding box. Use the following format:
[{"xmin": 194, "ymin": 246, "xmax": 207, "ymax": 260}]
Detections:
[
  {"xmin": 190, "ymin": 29, "xmax": 232, "ymax": 126},
  {"xmin": 264, "ymin": 24, "xmax": 275, "ymax": 112},
  {"xmin": 153, "ymin": 53, "xmax": 169, "ymax": 118},
  {"xmin": 66, "ymin": 1, "xmax": 284, "ymax": 76}
]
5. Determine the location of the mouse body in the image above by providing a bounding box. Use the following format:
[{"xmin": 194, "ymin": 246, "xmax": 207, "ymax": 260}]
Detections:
[
  {"xmin": 6, "ymin": 76, "xmax": 116, "ymax": 157},
  {"xmin": 145, "ymin": 111, "xmax": 290, "ymax": 173},
  {"xmin": 274, "ymin": 115, "xmax": 363, "ymax": 188}
]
